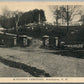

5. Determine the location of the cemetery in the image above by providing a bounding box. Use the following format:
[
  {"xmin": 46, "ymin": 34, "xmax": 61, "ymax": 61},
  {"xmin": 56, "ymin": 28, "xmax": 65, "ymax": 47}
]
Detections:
[{"xmin": 1, "ymin": 3, "xmax": 84, "ymax": 77}]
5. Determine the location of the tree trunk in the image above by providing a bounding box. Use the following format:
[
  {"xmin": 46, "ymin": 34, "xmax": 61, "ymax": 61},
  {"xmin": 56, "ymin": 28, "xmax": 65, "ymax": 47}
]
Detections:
[
  {"xmin": 56, "ymin": 17, "xmax": 58, "ymax": 28},
  {"xmin": 67, "ymin": 21, "xmax": 69, "ymax": 32},
  {"xmin": 67, "ymin": 5, "xmax": 69, "ymax": 32}
]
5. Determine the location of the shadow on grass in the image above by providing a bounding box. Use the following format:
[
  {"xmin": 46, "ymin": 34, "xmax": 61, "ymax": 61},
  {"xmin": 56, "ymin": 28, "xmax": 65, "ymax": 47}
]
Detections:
[
  {"xmin": 0, "ymin": 56, "xmax": 51, "ymax": 77},
  {"xmin": 50, "ymin": 50, "xmax": 84, "ymax": 59}
]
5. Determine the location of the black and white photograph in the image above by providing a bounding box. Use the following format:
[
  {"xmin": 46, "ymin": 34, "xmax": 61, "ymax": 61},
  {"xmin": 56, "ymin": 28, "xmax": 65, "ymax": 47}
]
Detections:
[{"xmin": 0, "ymin": 1, "xmax": 84, "ymax": 78}]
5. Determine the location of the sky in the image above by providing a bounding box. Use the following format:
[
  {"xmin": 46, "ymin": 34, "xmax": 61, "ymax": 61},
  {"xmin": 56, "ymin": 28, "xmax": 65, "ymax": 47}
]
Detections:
[
  {"xmin": 0, "ymin": 2, "xmax": 84, "ymax": 23},
  {"xmin": 0, "ymin": 2, "xmax": 55, "ymax": 23}
]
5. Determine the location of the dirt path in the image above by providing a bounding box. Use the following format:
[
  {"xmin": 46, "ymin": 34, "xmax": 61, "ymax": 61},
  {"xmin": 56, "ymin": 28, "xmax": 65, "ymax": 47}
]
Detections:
[
  {"xmin": 0, "ymin": 39, "xmax": 51, "ymax": 77},
  {"xmin": 0, "ymin": 39, "xmax": 84, "ymax": 77},
  {"xmin": 29, "ymin": 39, "xmax": 42, "ymax": 48}
]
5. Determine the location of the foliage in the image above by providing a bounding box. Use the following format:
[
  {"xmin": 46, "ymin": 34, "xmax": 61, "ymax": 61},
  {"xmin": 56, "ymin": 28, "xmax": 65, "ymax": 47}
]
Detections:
[{"xmin": 0, "ymin": 9, "xmax": 46, "ymax": 29}]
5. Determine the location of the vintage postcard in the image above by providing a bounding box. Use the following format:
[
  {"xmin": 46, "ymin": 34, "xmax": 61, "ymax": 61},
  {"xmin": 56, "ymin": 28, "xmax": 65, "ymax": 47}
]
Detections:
[{"xmin": 0, "ymin": 1, "xmax": 84, "ymax": 83}]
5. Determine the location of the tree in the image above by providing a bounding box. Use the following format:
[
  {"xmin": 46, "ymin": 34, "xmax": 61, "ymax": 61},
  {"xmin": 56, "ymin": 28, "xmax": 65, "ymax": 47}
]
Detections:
[
  {"xmin": 1, "ymin": 7, "xmax": 11, "ymax": 18},
  {"xmin": 0, "ymin": 8, "xmax": 46, "ymax": 34},
  {"xmin": 13, "ymin": 11, "xmax": 22, "ymax": 32},
  {"xmin": 79, "ymin": 15, "xmax": 84, "ymax": 25},
  {"xmin": 50, "ymin": 5, "xmax": 81, "ymax": 32},
  {"xmin": 32, "ymin": 9, "xmax": 46, "ymax": 23},
  {"xmin": 0, "ymin": 13, "xmax": 16, "ymax": 29},
  {"xmin": 59, "ymin": 5, "xmax": 80, "ymax": 32},
  {"xmin": 0, "ymin": 7, "xmax": 22, "ymax": 33},
  {"xmin": 49, "ymin": 6, "xmax": 61, "ymax": 27},
  {"xmin": 19, "ymin": 9, "xmax": 46, "ymax": 26}
]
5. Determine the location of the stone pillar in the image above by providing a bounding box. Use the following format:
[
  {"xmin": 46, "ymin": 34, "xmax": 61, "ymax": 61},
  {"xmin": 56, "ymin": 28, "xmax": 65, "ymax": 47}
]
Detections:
[
  {"xmin": 55, "ymin": 37, "xmax": 59, "ymax": 47},
  {"xmin": 23, "ymin": 37, "xmax": 27, "ymax": 46},
  {"xmin": 43, "ymin": 35, "xmax": 49, "ymax": 47},
  {"xmin": 19, "ymin": 35, "xmax": 28, "ymax": 47},
  {"xmin": 45, "ymin": 38, "xmax": 49, "ymax": 46},
  {"xmin": 13, "ymin": 37, "xmax": 17, "ymax": 46}
]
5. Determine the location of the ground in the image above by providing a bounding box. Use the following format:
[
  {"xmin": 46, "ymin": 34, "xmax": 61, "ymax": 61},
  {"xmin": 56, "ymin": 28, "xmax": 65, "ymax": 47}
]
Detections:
[{"xmin": 0, "ymin": 39, "xmax": 84, "ymax": 77}]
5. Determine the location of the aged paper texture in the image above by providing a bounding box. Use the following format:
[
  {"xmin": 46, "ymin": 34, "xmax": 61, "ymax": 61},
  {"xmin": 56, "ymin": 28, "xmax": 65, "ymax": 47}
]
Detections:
[{"xmin": 0, "ymin": 1, "xmax": 84, "ymax": 83}]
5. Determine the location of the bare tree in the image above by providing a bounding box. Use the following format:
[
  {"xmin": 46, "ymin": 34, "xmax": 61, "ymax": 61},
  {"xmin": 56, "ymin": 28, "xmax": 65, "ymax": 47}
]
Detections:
[
  {"xmin": 1, "ymin": 7, "xmax": 22, "ymax": 33},
  {"xmin": 13, "ymin": 11, "xmax": 22, "ymax": 33},
  {"xmin": 59, "ymin": 5, "xmax": 81, "ymax": 32},
  {"xmin": 2, "ymin": 7, "xmax": 11, "ymax": 18},
  {"xmin": 1, "ymin": 7, "xmax": 16, "ymax": 18},
  {"xmin": 49, "ymin": 5, "xmax": 61, "ymax": 27},
  {"xmin": 54, "ymin": 6, "xmax": 61, "ymax": 28},
  {"xmin": 50, "ymin": 5, "xmax": 81, "ymax": 32},
  {"xmin": 79, "ymin": 14, "xmax": 84, "ymax": 25}
]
